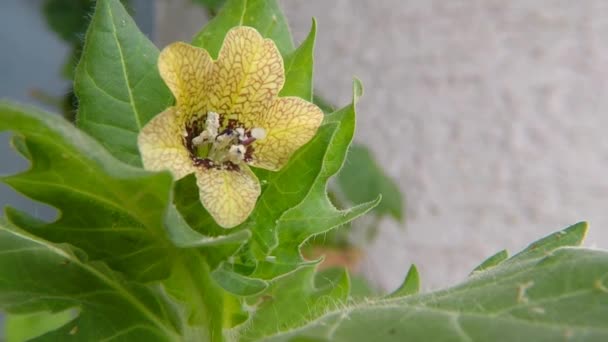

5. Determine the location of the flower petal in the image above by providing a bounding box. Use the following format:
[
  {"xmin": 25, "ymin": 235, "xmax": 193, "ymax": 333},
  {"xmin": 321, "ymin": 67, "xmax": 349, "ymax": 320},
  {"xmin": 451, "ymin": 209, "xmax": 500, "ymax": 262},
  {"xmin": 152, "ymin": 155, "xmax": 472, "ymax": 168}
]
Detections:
[
  {"xmin": 195, "ymin": 166, "xmax": 261, "ymax": 228},
  {"xmin": 209, "ymin": 26, "xmax": 284, "ymax": 125},
  {"xmin": 138, "ymin": 107, "xmax": 194, "ymax": 179},
  {"xmin": 159, "ymin": 42, "xmax": 214, "ymax": 114},
  {"xmin": 249, "ymin": 96, "xmax": 323, "ymax": 171}
]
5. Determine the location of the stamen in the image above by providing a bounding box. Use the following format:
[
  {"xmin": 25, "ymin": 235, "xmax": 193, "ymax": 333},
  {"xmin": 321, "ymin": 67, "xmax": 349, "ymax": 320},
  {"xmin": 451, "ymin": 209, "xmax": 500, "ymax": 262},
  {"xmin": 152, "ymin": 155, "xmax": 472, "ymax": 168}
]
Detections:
[
  {"xmin": 185, "ymin": 112, "xmax": 261, "ymax": 171},
  {"xmin": 206, "ymin": 112, "xmax": 220, "ymax": 136},
  {"xmin": 228, "ymin": 144, "xmax": 246, "ymax": 163},
  {"xmin": 235, "ymin": 127, "xmax": 246, "ymax": 141},
  {"xmin": 251, "ymin": 127, "xmax": 266, "ymax": 140},
  {"xmin": 192, "ymin": 131, "xmax": 210, "ymax": 146}
]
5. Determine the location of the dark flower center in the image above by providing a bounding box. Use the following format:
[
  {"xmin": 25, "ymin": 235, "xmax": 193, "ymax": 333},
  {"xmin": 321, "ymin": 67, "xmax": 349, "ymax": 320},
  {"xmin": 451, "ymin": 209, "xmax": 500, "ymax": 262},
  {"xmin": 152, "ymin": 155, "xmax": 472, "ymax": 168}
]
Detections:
[{"xmin": 183, "ymin": 112, "xmax": 264, "ymax": 171}]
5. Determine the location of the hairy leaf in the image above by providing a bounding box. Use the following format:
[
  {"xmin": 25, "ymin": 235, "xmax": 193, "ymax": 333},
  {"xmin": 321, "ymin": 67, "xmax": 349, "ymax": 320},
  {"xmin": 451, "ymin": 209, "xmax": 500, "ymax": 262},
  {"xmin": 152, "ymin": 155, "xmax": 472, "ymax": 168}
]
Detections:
[
  {"xmin": 0, "ymin": 101, "xmax": 176, "ymax": 282},
  {"xmin": 0, "ymin": 221, "xmax": 181, "ymax": 341},
  {"xmin": 251, "ymin": 80, "xmax": 380, "ymax": 279},
  {"xmin": 262, "ymin": 223, "xmax": 608, "ymax": 341},
  {"xmin": 75, "ymin": 0, "xmax": 171, "ymax": 166},
  {"xmin": 387, "ymin": 264, "xmax": 419, "ymax": 298},
  {"xmin": 233, "ymin": 266, "xmax": 350, "ymax": 341}
]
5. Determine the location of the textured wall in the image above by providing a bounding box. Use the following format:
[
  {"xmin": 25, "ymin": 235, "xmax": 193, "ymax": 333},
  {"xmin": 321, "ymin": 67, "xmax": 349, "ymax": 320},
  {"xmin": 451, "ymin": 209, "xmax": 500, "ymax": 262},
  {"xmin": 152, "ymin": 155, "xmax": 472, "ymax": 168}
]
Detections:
[{"xmin": 157, "ymin": 0, "xmax": 608, "ymax": 291}]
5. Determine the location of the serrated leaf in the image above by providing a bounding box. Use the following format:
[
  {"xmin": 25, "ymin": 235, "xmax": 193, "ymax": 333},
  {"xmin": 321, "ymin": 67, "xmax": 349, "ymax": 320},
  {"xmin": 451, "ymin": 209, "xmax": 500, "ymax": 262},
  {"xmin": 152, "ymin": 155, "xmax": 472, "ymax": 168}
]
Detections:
[
  {"xmin": 192, "ymin": 0, "xmax": 294, "ymax": 57},
  {"xmin": 0, "ymin": 222, "xmax": 181, "ymax": 341},
  {"xmin": 234, "ymin": 266, "xmax": 350, "ymax": 341},
  {"xmin": 261, "ymin": 223, "xmax": 608, "ymax": 342},
  {"xmin": 0, "ymin": 101, "xmax": 177, "ymax": 282},
  {"xmin": 510, "ymin": 221, "xmax": 587, "ymax": 260},
  {"xmin": 387, "ymin": 264, "xmax": 419, "ymax": 298},
  {"xmin": 251, "ymin": 79, "xmax": 380, "ymax": 279},
  {"xmin": 337, "ymin": 144, "xmax": 404, "ymax": 221},
  {"xmin": 472, "ymin": 249, "xmax": 508, "ymax": 273},
  {"xmin": 212, "ymin": 265, "xmax": 268, "ymax": 296},
  {"xmin": 279, "ymin": 19, "xmax": 316, "ymax": 101},
  {"xmin": 75, "ymin": 0, "xmax": 171, "ymax": 166}
]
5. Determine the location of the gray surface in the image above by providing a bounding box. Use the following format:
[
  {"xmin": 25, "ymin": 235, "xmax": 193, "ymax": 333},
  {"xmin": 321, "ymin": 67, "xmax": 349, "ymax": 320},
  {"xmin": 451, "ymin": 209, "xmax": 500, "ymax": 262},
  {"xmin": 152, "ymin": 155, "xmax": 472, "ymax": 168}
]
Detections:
[
  {"xmin": 0, "ymin": 0, "xmax": 69, "ymax": 224},
  {"xmin": 283, "ymin": 0, "xmax": 608, "ymax": 290}
]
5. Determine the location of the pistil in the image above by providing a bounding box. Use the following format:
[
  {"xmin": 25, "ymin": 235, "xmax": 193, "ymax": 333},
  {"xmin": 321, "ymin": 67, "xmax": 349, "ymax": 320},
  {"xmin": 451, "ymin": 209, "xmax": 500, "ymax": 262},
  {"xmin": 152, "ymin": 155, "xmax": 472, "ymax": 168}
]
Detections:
[{"xmin": 185, "ymin": 111, "xmax": 265, "ymax": 170}]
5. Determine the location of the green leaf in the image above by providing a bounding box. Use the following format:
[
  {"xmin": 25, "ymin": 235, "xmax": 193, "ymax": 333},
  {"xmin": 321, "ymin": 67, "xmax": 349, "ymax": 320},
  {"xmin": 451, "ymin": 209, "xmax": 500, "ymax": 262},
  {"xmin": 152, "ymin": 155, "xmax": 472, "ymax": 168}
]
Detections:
[
  {"xmin": 0, "ymin": 222, "xmax": 181, "ymax": 341},
  {"xmin": 251, "ymin": 79, "xmax": 380, "ymax": 279},
  {"xmin": 279, "ymin": 19, "xmax": 316, "ymax": 101},
  {"xmin": 261, "ymin": 222, "xmax": 608, "ymax": 341},
  {"xmin": 0, "ymin": 101, "xmax": 181, "ymax": 282},
  {"xmin": 162, "ymin": 251, "xmax": 226, "ymax": 341},
  {"xmin": 165, "ymin": 204, "xmax": 251, "ymax": 248},
  {"xmin": 510, "ymin": 221, "xmax": 587, "ymax": 260},
  {"xmin": 192, "ymin": 0, "xmax": 294, "ymax": 57},
  {"xmin": 349, "ymin": 274, "xmax": 379, "ymax": 299},
  {"xmin": 472, "ymin": 249, "xmax": 509, "ymax": 272},
  {"xmin": 75, "ymin": 0, "xmax": 171, "ymax": 166},
  {"xmin": 212, "ymin": 264, "xmax": 268, "ymax": 296},
  {"xmin": 387, "ymin": 264, "xmax": 419, "ymax": 298},
  {"xmin": 5, "ymin": 310, "xmax": 74, "ymax": 342},
  {"xmin": 337, "ymin": 144, "xmax": 404, "ymax": 221},
  {"xmin": 234, "ymin": 266, "xmax": 350, "ymax": 341}
]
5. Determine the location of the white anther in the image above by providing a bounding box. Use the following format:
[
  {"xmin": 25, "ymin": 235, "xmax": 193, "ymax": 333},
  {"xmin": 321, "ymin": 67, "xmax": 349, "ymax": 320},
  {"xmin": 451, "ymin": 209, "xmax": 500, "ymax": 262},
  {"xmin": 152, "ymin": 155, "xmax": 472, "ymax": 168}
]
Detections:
[
  {"xmin": 251, "ymin": 127, "xmax": 266, "ymax": 140},
  {"xmin": 235, "ymin": 127, "xmax": 246, "ymax": 140},
  {"xmin": 215, "ymin": 134, "xmax": 230, "ymax": 142},
  {"xmin": 192, "ymin": 131, "xmax": 210, "ymax": 146},
  {"xmin": 229, "ymin": 144, "xmax": 246, "ymax": 155},
  {"xmin": 205, "ymin": 112, "xmax": 220, "ymax": 136},
  {"xmin": 228, "ymin": 144, "xmax": 246, "ymax": 163}
]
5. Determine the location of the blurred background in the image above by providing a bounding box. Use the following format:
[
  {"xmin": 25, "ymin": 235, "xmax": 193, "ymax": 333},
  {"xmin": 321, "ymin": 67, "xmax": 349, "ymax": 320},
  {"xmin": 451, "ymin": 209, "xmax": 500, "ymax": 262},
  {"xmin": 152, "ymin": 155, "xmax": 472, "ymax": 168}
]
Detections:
[{"xmin": 2, "ymin": 0, "xmax": 608, "ymax": 301}]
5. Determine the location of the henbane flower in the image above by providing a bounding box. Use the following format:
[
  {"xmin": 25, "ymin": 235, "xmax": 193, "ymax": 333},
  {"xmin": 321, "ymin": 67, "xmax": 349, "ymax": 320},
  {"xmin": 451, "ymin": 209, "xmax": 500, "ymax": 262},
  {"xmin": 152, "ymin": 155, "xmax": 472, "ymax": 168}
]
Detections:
[{"xmin": 138, "ymin": 27, "xmax": 323, "ymax": 228}]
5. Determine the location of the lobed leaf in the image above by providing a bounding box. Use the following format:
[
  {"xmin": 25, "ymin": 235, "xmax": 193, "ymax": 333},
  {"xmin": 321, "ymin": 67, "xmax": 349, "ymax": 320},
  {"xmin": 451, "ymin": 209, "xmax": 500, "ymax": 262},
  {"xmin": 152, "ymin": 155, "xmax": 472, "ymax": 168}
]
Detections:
[
  {"xmin": 261, "ymin": 222, "xmax": 608, "ymax": 341},
  {"xmin": 0, "ymin": 101, "xmax": 175, "ymax": 282},
  {"xmin": 233, "ymin": 266, "xmax": 350, "ymax": 341},
  {"xmin": 251, "ymin": 79, "xmax": 380, "ymax": 279},
  {"xmin": 0, "ymin": 221, "xmax": 181, "ymax": 341}
]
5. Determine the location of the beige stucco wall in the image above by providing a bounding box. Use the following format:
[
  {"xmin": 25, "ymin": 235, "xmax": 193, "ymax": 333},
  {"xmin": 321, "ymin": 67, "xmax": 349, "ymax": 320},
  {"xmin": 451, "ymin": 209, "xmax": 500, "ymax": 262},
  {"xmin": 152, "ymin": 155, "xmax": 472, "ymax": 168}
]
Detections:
[{"xmin": 157, "ymin": 0, "xmax": 608, "ymax": 291}]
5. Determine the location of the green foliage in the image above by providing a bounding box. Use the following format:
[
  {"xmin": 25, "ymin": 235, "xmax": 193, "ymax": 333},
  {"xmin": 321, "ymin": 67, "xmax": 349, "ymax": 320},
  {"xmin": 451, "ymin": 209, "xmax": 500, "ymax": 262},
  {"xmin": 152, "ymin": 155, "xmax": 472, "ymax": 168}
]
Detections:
[
  {"xmin": 387, "ymin": 264, "xmax": 419, "ymax": 298},
  {"xmin": 5, "ymin": 310, "xmax": 73, "ymax": 342},
  {"xmin": 2, "ymin": 0, "xmax": 608, "ymax": 341},
  {"xmin": 0, "ymin": 101, "xmax": 176, "ymax": 282},
  {"xmin": 74, "ymin": 0, "xmax": 171, "ymax": 166},
  {"xmin": 0, "ymin": 220, "xmax": 182, "ymax": 341},
  {"xmin": 258, "ymin": 223, "xmax": 608, "ymax": 341},
  {"xmin": 192, "ymin": 0, "xmax": 293, "ymax": 57}
]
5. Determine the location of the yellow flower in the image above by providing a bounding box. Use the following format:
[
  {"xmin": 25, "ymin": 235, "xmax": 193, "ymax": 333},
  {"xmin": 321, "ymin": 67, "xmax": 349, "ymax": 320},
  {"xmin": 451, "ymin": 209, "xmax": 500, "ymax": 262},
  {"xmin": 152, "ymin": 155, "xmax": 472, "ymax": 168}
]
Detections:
[{"xmin": 138, "ymin": 27, "xmax": 323, "ymax": 228}]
